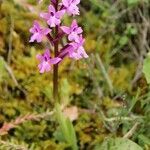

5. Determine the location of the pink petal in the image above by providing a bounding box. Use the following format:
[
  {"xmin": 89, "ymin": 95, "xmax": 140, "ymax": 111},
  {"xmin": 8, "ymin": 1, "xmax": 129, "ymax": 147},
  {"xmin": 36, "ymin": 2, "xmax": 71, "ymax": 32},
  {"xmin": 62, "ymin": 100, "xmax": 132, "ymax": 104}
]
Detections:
[
  {"xmin": 67, "ymin": 4, "xmax": 79, "ymax": 15},
  {"xmin": 38, "ymin": 63, "xmax": 43, "ymax": 71},
  {"xmin": 33, "ymin": 21, "xmax": 40, "ymax": 29},
  {"xmin": 55, "ymin": 10, "xmax": 65, "ymax": 18},
  {"xmin": 36, "ymin": 54, "xmax": 44, "ymax": 61},
  {"xmin": 44, "ymin": 49, "xmax": 51, "ymax": 58},
  {"xmin": 45, "ymin": 63, "xmax": 51, "ymax": 72},
  {"xmin": 68, "ymin": 34, "xmax": 74, "ymax": 41},
  {"xmin": 30, "ymin": 21, "xmax": 41, "ymax": 33},
  {"xmin": 78, "ymin": 46, "xmax": 88, "ymax": 58},
  {"xmin": 70, "ymin": 42, "xmax": 78, "ymax": 49},
  {"xmin": 47, "ymin": 17, "xmax": 60, "ymax": 27},
  {"xmin": 38, "ymin": 61, "xmax": 51, "ymax": 73},
  {"xmin": 69, "ymin": 52, "xmax": 80, "ymax": 59},
  {"xmin": 55, "ymin": 18, "xmax": 61, "ymax": 25},
  {"xmin": 42, "ymin": 28, "xmax": 51, "ymax": 35},
  {"xmin": 71, "ymin": 19, "xmax": 78, "ymax": 28},
  {"xmin": 62, "ymin": 0, "xmax": 69, "ymax": 7},
  {"xmin": 38, "ymin": 64, "xmax": 45, "ymax": 73},
  {"xmin": 47, "ymin": 19, "xmax": 55, "ymax": 27},
  {"xmin": 40, "ymin": 12, "xmax": 49, "ymax": 20},
  {"xmin": 76, "ymin": 27, "xmax": 83, "ymax": 34},
  {"xmin": 29, "ymin": 27, "xmax": 36, "ymax": 33},
  {"xmin": 29, "ymin": 33, "xmax": 42, "ymax": 43},
  {"xmin": 73, "ymin": 0, "xmax": 80, "ymax": 5},
  {"xmin": 68, "ymin": 32, "xmax": 79, "ymax": 42},
  {"xmin": 60, "ymin": 26, "xmax": 70, "ymax": 34},
  {"xmin": 48, "ymin": 5, "xmax": 56, "ymax": 13}
]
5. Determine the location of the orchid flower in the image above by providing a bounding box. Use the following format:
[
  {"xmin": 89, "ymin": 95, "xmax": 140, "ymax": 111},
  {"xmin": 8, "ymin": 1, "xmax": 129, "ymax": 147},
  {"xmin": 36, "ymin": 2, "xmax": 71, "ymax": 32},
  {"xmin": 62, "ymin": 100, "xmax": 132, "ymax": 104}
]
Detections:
[
  {"xmin": 29, "ymin": 21, "xmax": 51, "ymax": 43},
  {"xmin": 40, "ymin": 5, "xmax": 65, "ymax": 27},
  {"xmin": 62, "ymin": 0, "xmax": 80, "ymax": 16},
  {"xmin": 68, "ymin": 35, "xmax": 88, "ymax": 59},
  {"xmin": 36, "ymin": 49, "xmax": 61, "ymax": 73},
  {"xmin": 61, "ymin": 20, "xmax": 83, "ymax": 42}
]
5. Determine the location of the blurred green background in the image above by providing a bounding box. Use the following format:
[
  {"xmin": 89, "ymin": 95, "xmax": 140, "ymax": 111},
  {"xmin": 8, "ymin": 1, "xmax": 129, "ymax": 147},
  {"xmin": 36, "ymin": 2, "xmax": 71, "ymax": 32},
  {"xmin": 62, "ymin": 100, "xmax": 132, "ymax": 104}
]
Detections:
[{"xmin": 0, "ymin": 0, "xmax": 150, "ymax": 149}]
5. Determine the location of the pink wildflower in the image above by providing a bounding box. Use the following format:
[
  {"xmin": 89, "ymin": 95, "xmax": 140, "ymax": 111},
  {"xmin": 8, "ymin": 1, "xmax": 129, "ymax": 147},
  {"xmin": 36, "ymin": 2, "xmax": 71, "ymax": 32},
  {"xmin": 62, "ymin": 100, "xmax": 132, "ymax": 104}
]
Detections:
[
  {"xmin": 59, "ymin": 35, "xmax": 88, "ymax": 60},
  {"xmin": 29, "ymin": 21, "xmax": 51, "ymax": 43},
  {"xmin": 62, "ymin": 0, "xmax": 80, "ymax": 16},
  {"xmin": 30, "ymin": 0, "xmax": 88, "ymax": 74},
  {"xmin": 68, "ymin": 35, "xmax": 88, "ymax": 59},
  {"xmin": 61, "ymin": 19, "xmax": 83, "ymax": 42},
  {"xmin": 40, "ymin": 5, "xmax": 65, "ymax": 27},
  {"xmin": 36, "ymin": 49, "xmax": 61, "ymax": 73}
]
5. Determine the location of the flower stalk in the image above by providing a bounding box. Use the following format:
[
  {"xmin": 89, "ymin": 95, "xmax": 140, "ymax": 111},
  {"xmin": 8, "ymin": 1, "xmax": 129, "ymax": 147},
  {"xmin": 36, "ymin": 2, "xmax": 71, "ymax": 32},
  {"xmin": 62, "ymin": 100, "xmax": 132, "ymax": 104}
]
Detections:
[{"xmin": 53, "ymin": 25, "xmax": 59, "ymax": 101}]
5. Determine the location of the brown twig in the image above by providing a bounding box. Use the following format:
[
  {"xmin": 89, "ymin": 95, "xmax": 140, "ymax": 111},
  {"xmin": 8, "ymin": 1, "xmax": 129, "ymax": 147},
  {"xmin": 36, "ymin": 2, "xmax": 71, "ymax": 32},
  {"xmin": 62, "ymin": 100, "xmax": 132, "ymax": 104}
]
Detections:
[
  {"xmin": 0, "ymin": 140, "xmax": 28, "ymax": 150},
  {"xmin": 0, "ymin": 111, "xmax": 54, "ymax": 136}
]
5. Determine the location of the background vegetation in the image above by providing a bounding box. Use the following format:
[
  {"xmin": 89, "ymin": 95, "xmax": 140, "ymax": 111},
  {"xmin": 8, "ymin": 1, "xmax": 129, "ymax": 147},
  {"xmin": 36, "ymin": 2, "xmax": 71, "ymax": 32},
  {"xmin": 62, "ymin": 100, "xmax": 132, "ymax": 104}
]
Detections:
[{"xmin": 0, "ymin": 0, "xmax": 150, "ymax": 149}]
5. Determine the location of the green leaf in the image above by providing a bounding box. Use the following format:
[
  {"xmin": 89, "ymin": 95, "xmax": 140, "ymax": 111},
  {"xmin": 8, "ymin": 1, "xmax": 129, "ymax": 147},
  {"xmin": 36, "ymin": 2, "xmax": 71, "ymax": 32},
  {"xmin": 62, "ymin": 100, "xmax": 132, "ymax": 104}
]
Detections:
[
  {"xmin": 143, "ymin": 54, "xmax": 150, "ymax": 84},
  {"xmin": 138, "ymin": 134, "xmax": 150, "ymax": 146},
  {"xmin": 55, "ymin": 104, "xmax": 78, "ymax": 150},
  {"xmin": 130, "ymin": 27, "xmax": 137, "ymax": 35},
  {"xmin": 127, "ymin": 0, "xmax": 139, "ymax": 5},
  {"xmin": 119, "ymin": 36, "xmax": 128, "ymax": 46},
  {"xmin": 53, "ymin": 128, "xmax": 65, "ymax": 142},
  {"xmin": 98, "ymin": 138, "xmax": 143, "ymax": 150},
  {"xmin": 66, "ymin": 118, "xmax": 78, "ymax": 150}
]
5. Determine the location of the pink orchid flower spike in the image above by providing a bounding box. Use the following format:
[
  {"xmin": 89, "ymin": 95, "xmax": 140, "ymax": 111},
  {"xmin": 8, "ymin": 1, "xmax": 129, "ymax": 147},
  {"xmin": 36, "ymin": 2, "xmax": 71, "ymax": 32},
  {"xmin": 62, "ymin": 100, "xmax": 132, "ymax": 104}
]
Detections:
[
  {"xmin": 36, "ymin": 49, "xmax": 61, "ymax": 73},
  {"xmin": 61, "ymin": 19, "xmax": 83, "ymax": 42},
  {"xmin": 29, "ymin": 21, "xmax": 51, "ymax": 43},
  {"xmin": 62, "ymin": 0, "xmax": 80, "ymax": 16},
  {"xmin": 40, "ymin": 5, "xmax": 65, "ymax": 27}
]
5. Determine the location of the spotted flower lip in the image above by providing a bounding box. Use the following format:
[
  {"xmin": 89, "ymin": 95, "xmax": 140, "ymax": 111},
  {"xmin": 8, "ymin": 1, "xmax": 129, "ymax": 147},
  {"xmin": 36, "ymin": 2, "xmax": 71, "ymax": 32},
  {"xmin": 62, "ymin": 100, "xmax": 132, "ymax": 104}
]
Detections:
[
  {"xmin": 29, "ymin": 21, "xmax": 51, "ymax": 43},
  {"xmin": 36, "ymin": 49, "xmax": 61, "ymax": 73},
  {"xmin": 61, "ymin": 19, "xmax": 83, "ymax": 42},
  {"xmin": 62, "ymin": 0, "xmax": 80, "ymax": 16},
  {"xmin": 40, "ymin": 5, "xmax": 65, "ymax": 27}
]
